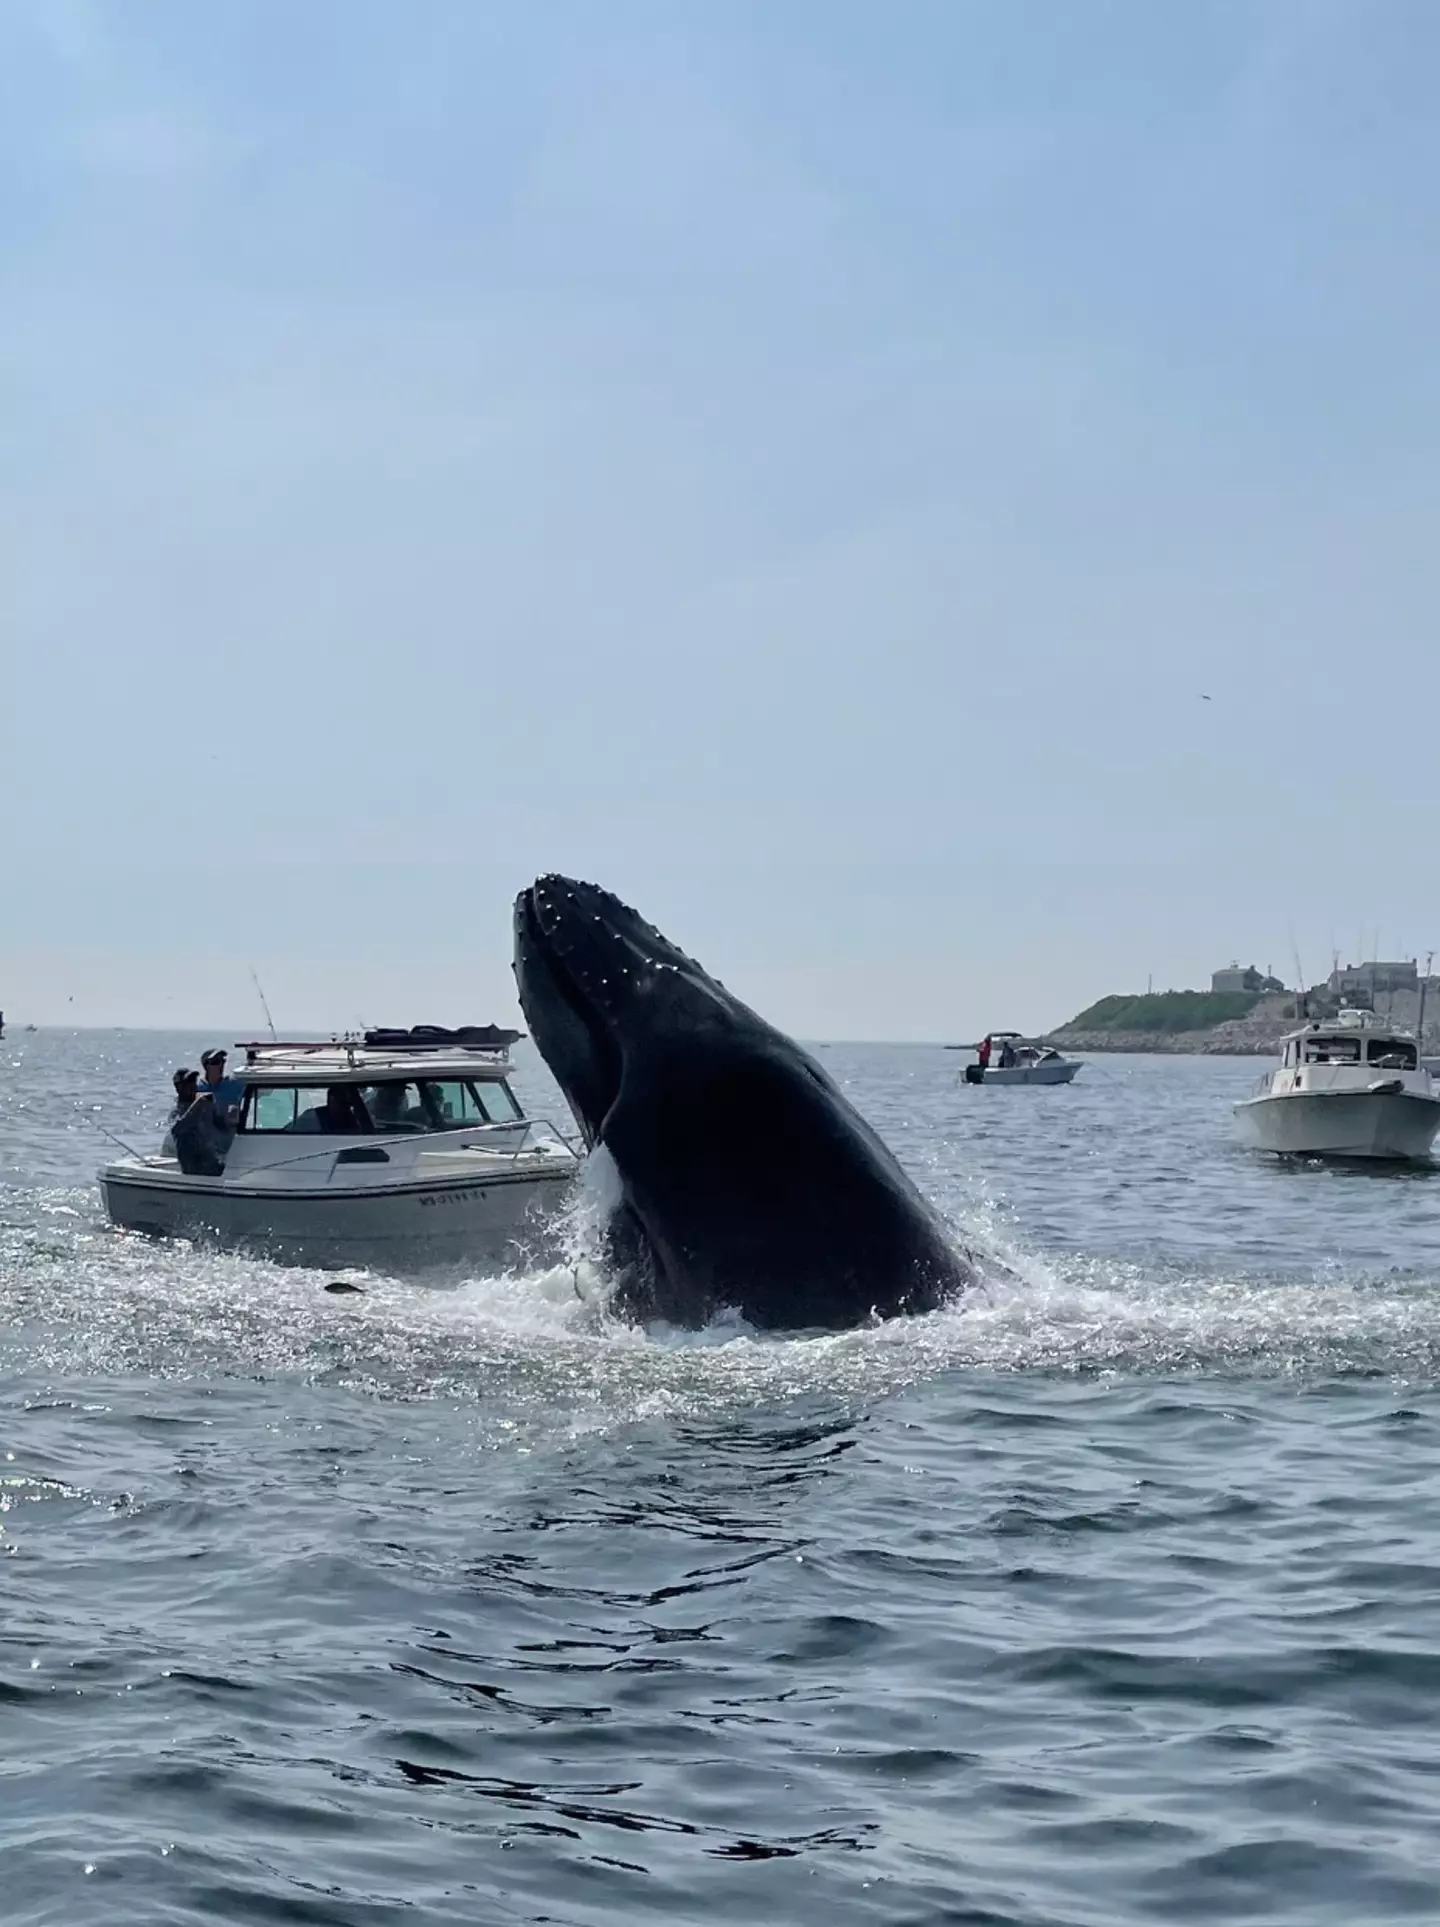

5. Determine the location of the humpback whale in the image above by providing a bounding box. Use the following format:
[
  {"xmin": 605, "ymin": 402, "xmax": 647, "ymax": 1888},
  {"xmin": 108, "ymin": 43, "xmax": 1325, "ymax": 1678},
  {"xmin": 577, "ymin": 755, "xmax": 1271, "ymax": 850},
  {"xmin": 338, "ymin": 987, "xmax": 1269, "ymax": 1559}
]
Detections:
[{"xmin": 513, "ymin": 874, "xmax": 972, "ymax": 1331}]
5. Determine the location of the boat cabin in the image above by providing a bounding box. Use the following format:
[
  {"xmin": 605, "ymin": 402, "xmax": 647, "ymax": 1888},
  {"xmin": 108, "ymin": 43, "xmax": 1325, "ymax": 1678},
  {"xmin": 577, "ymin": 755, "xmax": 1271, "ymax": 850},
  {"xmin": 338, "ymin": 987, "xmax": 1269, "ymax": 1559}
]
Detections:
[
  {"xmin": 228, "ymin": 1030, "xmax": 532, "ymax": 1141},
  {"xmin": 1278, "ymin": 1031, "xmax": 1418, "ymax": 1072},
  {"xmin": 981, "ymin": 1032, "xmax": 1064, "ymax": 1067},
  {"xmin": 1258, "ymin": 1007, "xmax": 1431, "ymax": 1101}
]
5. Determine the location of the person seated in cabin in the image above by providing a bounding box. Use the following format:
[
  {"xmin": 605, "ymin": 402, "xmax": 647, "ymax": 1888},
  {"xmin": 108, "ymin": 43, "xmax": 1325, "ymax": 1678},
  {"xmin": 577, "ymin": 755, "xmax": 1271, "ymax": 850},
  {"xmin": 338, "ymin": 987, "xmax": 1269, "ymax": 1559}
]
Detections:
[
  {"xmin": 162, "ymin": 1067, "xmax": 199, "ymax": 1156},
  {"xmin": 289, "ymin": 1086, "xmax": 372, "ymax": 1133},
  {"xmin": 366, "ymin": 1083, "xmax": 424, "ymax": 1131},
  {"xmin": 367, "ymin": 1083, "xmax": 404, "ymax": 1128}
]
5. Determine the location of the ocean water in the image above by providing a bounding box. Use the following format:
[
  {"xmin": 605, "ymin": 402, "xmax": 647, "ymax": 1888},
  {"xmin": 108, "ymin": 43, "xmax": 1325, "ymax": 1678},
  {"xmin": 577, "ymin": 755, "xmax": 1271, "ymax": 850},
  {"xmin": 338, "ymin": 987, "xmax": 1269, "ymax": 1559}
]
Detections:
[{"xmin": 3, "ymin": 1029, "xmax": 1440, "ymax": 1926}]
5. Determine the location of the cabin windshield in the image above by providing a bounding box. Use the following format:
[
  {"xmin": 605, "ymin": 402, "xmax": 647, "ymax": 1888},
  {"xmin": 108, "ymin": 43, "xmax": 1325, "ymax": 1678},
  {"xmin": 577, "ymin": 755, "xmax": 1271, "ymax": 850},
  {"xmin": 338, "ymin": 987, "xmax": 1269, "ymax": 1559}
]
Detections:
[
  {"xmin": 1368, "ymin": 1038, "xmax": 1418, "ymax": 1070},
  {"xmin": 357, "ymin": 1078, "xmax": 525, "ymax": 1132},
  {"xmin": 1303, "ymin": 1037, "xmax": 1362, "ymax": 1064},
  {"xmin": 243, "ymin": 1078, "xmax": 526, "ymax": 1133}
]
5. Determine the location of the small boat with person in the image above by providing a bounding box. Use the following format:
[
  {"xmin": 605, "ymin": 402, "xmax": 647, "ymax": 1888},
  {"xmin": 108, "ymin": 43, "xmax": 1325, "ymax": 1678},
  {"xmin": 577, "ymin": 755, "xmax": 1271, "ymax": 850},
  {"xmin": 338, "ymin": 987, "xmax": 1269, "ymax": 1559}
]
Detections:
[
  {"xmin": 1234, "ymin": 1007, "xmax": 1440, "ymax": 1162},
  {"xmin": 99, "ymin": 1027, "xmax": 581, "ymax": 1269},
  {"xmin": 963, "ymin": 1032, "xmax": 1082, "ymax": 1086}
]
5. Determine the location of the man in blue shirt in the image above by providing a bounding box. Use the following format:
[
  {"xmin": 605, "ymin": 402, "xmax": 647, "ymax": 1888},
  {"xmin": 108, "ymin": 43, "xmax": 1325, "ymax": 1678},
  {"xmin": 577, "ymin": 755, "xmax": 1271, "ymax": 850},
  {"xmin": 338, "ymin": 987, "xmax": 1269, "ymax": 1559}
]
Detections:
[{"xmin": 199, "ymin": 1048, "xmax": 246, "ymax": 1128}]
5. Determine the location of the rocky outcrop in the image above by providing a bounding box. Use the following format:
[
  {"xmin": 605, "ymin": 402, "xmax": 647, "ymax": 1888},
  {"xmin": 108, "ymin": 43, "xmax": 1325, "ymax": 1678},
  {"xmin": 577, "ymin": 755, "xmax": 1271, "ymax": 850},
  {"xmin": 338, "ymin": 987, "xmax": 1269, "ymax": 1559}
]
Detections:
[
  {"xmin": 1045, "ymin": 993, "xmax": 1298, "ymax": 1057},
  {"xmin": 1046, "ymin": 984, "xmax": 1440, "ymax": 1056}
]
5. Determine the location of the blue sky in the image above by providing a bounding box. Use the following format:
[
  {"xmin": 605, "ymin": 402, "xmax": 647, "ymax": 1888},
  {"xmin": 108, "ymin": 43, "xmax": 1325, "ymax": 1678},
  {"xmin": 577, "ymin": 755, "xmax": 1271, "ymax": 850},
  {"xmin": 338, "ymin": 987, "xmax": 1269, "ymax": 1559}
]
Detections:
[{"xmin": 3, "ymin": 1, "xmax": 1438, "ymax": 1037}]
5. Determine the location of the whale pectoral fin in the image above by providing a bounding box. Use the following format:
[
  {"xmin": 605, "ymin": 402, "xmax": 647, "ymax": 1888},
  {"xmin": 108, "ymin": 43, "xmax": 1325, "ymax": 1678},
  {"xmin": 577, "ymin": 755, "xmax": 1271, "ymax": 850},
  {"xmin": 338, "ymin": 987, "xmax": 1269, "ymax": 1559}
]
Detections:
[{"xmin": 599, "ymin": 1199, "xmax": 660, "ymax": 1322}]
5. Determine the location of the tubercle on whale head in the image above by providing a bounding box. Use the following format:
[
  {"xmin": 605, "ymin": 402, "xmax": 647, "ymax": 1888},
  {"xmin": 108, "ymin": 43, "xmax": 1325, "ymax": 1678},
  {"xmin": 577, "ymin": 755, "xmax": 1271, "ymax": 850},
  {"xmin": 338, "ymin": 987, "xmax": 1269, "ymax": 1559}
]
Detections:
[
  {"xmin": 517, "ymin": 875, "xmax": 706, "ymax": 1020},
  {"xmin": 514, "ymin": 871, "xmax": 755, "ymax": 1144}
]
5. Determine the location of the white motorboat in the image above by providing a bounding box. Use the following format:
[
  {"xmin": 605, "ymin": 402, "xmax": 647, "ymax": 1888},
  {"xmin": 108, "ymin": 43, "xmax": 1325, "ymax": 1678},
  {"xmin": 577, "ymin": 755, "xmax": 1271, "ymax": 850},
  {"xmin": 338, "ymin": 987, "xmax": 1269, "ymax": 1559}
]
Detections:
[
  {"xmin": 1234, "ymin": 1008, "xmax": 1440, "ymax": 1162},
  {"xmin": 99, "ymin": 1027, "xmax": 581, "ymax": 1269},
  {"xmin": 964, "ymin": 1033, "xmax": 1082, "ymax": 1087}
]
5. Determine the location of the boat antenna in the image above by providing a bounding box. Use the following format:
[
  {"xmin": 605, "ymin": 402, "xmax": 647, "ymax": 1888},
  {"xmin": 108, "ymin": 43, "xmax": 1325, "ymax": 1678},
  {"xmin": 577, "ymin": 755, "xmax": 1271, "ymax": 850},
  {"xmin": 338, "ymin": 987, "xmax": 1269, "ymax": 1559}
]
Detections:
[
  {"xmin": 250, "ymin": 966, "xmax": 278, "ymax": 1041},
  {"xmin": 1419, "ymin": 952, "xmax": 1434, "ymax": 1052},
  {"xmin": 1289, "ymin": 928, "xmax": 1308, "ymax": 1020}
]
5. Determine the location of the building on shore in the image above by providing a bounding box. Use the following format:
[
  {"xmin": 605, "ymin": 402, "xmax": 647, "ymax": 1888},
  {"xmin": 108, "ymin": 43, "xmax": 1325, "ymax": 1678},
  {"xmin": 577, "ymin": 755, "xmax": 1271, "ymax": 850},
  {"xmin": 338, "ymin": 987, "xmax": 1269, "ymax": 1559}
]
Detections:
[
  {"xmin": 1328, "ymin": 959, "xmax": 1419, "ymax": 999},
  {"xmin": 1210, "ymin": 963, "xmax": 1284, "ymax": 995}
]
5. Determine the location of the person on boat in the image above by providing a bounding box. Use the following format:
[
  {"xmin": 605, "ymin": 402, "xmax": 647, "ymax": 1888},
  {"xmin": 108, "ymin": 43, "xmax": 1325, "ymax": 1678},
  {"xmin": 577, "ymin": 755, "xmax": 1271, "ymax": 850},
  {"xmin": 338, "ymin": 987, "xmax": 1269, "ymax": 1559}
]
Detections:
[
  {"xmin": 998, "ymin": 1038, "xmax": 1017, "ymax": 1069},
  {"xmin": 289, "ymin": 1086, "xmax": 371, "ymax": 1133},
  {"xmin": 162, "ymin": 1067, "xmax": 199, "ymax": 1156},
  {"xmin": 366, "ymin": 1083, "xmax": 422, "ymax": 1130},
  {"xmin": 976, "ymin": 1035, "xmax": 993, "ymax": 1074},
  {"xmin": 200, "ymin": 1049, "xmax": 246, "ymax": 1128},
  {"xmin": 170, "ymin": 1087, "xmax": 237, "ymax": 1176}
]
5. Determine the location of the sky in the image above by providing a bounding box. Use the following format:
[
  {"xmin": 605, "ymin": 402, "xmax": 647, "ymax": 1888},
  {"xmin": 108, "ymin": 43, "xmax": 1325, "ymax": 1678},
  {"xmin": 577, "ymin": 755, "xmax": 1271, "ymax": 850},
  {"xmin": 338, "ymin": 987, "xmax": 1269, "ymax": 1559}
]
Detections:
[{"xmin": 3, "ymin": 0, "xmax": 1439, "ymax": 1039}]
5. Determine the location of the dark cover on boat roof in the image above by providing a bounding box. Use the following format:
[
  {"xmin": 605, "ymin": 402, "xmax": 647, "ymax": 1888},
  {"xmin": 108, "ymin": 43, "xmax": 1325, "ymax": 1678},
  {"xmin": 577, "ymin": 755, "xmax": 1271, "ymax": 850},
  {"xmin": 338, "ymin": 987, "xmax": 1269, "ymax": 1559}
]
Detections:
[{"xmin": 362, "ymin": 1024, "xmax": 523, "ymax": 1052}]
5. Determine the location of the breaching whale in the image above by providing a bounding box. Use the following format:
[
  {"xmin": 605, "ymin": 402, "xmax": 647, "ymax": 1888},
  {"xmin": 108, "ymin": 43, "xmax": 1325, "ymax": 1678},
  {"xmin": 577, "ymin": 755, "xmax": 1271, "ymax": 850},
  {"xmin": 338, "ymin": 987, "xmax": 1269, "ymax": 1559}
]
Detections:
[{"xmin": 513, "ymin": 874, "xmax": 973, "ymax": 1331}]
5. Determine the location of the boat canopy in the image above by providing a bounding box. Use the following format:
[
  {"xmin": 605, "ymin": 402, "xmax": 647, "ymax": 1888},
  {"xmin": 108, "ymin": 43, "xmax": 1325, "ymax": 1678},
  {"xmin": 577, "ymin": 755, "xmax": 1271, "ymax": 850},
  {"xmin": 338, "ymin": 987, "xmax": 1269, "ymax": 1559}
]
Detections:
[
  {"xmin": 235, "ymin": 1031, "xmax": 522, "ymax": 1085},
  {"xmin": 362, "ymin": 1025, "xmax": 522, "ymax": 1052}
]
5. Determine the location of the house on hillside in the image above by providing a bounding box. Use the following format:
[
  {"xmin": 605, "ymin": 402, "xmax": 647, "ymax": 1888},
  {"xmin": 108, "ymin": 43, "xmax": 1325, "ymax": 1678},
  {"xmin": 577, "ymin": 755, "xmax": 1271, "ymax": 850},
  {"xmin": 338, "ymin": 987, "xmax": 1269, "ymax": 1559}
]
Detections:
[
  {"xmin": 1211, "ymin": 964, "xmax": 1284, "ymax": 994},
  {"xmin": 1328, "ymin": 960, "xmax": 1419, "ymax": 999}
]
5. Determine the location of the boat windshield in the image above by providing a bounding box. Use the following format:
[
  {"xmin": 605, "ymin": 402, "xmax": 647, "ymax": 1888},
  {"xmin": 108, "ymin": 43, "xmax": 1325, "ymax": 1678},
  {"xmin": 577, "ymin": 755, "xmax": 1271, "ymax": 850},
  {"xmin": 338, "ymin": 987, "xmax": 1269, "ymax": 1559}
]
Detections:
[
  {"xmin": 244, "ymin": 1078, "xmax": 525, "ymax": 1134},
  {"xmin": 357, "ymin": 1079, "xmax": 524, "ymax": 1132},
  {"xmin": 1302, "ymin": 1037, "xmax": 1362, "ymax": 1064},
  {"xmin": 1368, "ymin": 1039, "xmax": 1418, "ymax": 1070}
]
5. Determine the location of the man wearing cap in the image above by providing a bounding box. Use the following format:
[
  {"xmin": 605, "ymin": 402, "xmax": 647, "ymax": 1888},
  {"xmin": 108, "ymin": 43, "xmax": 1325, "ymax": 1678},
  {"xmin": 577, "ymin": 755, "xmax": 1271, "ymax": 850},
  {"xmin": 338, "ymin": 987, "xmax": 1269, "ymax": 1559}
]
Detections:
[
  {"xmin": 162, "ymin": 1067, "xmax": 200, "ymax": 1157},
  {"xmin": 199, "ymin": 1049, "xmax": 246, "ymax": 1129}
]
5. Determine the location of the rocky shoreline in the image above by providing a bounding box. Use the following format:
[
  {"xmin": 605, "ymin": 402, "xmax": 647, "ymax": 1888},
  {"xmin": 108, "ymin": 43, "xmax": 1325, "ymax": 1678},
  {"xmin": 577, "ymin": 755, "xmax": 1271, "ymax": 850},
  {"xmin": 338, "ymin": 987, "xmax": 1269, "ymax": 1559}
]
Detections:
[
  {"xmin": 1041, "ymin": 1029, "xmax": 1277, "ymax": 1057},
  {"xmin": 1044, "ymin": 985, "xmax": 1440, "ymax": 1057}
]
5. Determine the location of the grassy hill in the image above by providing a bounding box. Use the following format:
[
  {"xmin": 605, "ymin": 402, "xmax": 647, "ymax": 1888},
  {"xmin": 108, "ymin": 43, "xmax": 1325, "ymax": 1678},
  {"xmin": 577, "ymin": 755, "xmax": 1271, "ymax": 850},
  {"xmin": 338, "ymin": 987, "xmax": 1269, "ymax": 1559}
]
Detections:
[{"xmin": 1060, "ymin": 989, "xmax": 1266, "ymax": 1034}]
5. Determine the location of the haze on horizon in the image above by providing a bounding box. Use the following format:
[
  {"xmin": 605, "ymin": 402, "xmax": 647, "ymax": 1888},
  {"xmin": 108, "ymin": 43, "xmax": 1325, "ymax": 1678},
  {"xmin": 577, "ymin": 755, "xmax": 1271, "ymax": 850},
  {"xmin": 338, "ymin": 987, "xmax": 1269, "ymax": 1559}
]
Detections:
[{"xmin": 4, "ymin": 2, "xmax": 1437, "ymax": 1041}]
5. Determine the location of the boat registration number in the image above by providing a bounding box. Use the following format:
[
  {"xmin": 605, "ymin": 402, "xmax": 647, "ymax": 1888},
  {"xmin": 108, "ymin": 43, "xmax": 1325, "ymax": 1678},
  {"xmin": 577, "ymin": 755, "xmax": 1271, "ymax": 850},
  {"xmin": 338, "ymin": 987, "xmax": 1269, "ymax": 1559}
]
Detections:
[{"xmin": 419, "ymin": 1188, "xmax": 487, "ymax": 1209}]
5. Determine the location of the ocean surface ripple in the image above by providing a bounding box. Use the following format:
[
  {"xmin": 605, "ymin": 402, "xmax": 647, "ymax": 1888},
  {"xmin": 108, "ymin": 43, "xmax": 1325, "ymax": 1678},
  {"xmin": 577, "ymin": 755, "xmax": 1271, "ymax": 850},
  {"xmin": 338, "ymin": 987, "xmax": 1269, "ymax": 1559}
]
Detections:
[{"xmin": 3, "ymin": 1031, "xmax": 1440, "ymax": 1924}]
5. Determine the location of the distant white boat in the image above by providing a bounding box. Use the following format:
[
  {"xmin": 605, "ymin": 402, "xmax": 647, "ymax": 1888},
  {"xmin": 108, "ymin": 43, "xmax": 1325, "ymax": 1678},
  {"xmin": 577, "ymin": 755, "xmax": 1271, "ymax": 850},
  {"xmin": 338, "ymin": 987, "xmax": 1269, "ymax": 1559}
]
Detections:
[
  {"xmin": 964, "ymin": 1033, "xmax": 1082, "ymax": 1087},
  {"xmin": 1235, "ymin": 1008, "xmax": 1440, "ymax": 1162}
]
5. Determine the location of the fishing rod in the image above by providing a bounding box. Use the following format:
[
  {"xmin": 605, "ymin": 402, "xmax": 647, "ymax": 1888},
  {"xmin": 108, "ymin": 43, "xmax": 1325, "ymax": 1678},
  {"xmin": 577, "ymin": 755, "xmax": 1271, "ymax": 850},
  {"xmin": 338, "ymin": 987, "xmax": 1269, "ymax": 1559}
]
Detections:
[
  {"xmin": 250, "ymin": 966, "xmax": 278, "ymax": 1042},
  {"xmin": 82, "ymin": 1114, "xmax": 147, "ymax": 1161}
]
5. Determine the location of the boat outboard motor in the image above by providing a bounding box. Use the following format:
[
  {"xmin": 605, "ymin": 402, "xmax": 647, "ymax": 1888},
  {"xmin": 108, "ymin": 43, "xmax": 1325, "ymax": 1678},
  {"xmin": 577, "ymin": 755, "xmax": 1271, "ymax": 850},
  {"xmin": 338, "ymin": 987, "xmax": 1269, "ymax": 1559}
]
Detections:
[{"xmin": 963, "ymin": 1063, "xmax": 985, "ymax": 1085}]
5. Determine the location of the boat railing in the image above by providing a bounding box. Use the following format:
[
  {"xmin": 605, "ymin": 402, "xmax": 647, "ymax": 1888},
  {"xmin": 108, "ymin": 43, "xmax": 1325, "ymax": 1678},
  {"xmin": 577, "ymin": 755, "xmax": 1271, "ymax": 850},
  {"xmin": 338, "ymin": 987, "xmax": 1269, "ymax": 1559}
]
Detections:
[
  {"xmin": 237, "ymin": 1036, "xmax": 517, "ymax": 1071},
  {"xmin": 452, "ymin": 1116, "xmax": 583, "ymax": 1162}
]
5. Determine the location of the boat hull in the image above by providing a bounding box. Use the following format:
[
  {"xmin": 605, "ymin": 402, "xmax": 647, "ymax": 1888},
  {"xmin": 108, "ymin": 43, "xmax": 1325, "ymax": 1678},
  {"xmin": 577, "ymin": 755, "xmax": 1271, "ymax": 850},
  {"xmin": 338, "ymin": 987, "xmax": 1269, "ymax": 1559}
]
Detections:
[
  {"xmin": 1234, "ymin": 1091, "xmax": 1440, "ymax": 1162},
  {"xmin": 99, "ymin": 1162, "xmax": 577, "ymax": 1271},
  {"xmin": 980, "ymin": 1061, "xmax": 1081, "ymax": 1086}
]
